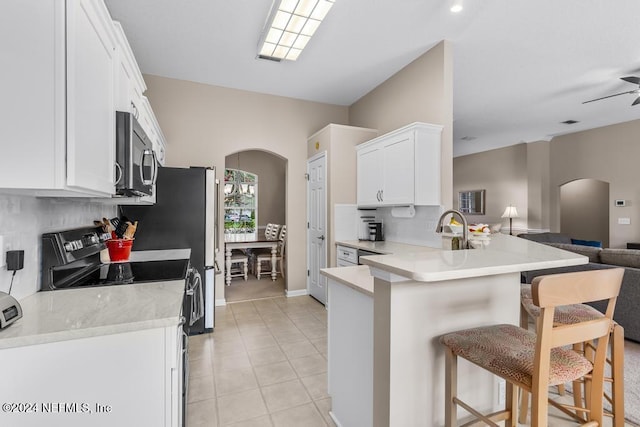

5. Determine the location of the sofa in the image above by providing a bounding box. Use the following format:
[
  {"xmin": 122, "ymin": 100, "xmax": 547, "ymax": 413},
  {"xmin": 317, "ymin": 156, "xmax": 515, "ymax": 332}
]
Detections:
[{"xmin": 519, "ymin": 232, "xmax": 640, "ymax": 343}]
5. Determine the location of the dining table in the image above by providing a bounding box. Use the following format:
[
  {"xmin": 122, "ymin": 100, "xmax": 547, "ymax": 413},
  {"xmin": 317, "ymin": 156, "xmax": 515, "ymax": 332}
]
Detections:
[{"xmin": 224, "ymin": 239, "xmax": 279, "ymax": 285}]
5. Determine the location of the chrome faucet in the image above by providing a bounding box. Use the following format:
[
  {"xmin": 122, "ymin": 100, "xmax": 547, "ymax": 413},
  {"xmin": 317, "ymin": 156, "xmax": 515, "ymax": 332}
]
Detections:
[{"xmin": 435, "ymin": 209, "xmax": 469, "ymax": 249}]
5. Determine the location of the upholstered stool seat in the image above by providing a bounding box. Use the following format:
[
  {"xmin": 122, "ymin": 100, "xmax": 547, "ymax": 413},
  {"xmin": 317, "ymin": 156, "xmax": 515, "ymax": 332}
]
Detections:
[{"xmin": 440, "ymin": 324, "xmax": 593, "ymax": 388}]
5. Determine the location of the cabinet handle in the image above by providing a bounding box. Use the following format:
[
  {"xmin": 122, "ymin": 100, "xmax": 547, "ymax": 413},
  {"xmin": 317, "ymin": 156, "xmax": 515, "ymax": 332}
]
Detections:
[
  {"xmin": 380, "ymin": 190, "xmax": 383, "ymax": 202},
  {"xmin": 376, "ymin": 190, "xmax": 380, "ymax": 201},
  {"xmin": 114, "ymin": 162, "xmax": 123, "ymax": 185}
]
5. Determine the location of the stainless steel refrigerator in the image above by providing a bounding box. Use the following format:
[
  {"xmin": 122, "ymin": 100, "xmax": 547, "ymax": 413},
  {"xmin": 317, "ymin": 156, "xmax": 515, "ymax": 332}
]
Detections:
[{"xmin": 121, "ymin": 166, "xmax": 218, "ymax": 334}]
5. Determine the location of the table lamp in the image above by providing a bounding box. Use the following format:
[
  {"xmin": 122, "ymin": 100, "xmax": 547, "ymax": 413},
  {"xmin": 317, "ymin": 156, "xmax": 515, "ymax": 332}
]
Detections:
[{"xmin": 501, "ymin": 205, "xmax": 518, "ymax": 235}]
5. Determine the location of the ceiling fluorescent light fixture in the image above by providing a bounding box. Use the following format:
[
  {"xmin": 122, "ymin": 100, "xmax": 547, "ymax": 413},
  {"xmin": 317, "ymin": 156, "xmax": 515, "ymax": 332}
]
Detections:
[{"xmin": 258, "ymin": 0, "xmax": 336, "ymax": 62}]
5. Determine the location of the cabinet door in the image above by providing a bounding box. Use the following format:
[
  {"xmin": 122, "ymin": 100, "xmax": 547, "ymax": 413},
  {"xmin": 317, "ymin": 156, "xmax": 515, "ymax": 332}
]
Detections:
[
  {"xmin": 381, "ymin": 132, "xmax": 414, "ymax": 205},
  {"xmin": 356, "ymin": 145, "xmax": 383, "ymax": 207},
  {"xmin": 66, "ymin": 0, "xmax": 116, "ymax": 195}
]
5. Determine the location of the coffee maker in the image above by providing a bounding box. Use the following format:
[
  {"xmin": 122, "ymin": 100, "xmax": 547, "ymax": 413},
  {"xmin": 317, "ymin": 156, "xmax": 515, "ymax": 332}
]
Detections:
[{"xmin": 368, "ymin": 222, "xmax": 384, "ymax": 241}]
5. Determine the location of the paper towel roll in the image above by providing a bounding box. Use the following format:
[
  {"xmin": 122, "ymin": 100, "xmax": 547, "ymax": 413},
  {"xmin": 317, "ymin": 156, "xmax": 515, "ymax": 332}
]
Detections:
[{"xmin": 391, "ymin": 205, "xmax": 415, "ymax": 218}]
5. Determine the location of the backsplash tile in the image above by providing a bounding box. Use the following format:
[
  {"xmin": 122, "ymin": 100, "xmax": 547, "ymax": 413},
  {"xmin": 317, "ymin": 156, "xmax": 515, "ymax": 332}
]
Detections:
[
  {"xmin": 0, "ymin": 195, "xmax": 115, "ymax": 300},
  {"xmin": 377, "ymin": 206, "xmax": 443, "ymax": 247}
]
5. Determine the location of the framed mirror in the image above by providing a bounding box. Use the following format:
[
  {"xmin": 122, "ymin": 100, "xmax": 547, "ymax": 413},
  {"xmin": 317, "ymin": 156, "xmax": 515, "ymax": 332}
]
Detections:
[{"xmin": 458, "ymin": 189, "xmax": 486, "ymax": 215}]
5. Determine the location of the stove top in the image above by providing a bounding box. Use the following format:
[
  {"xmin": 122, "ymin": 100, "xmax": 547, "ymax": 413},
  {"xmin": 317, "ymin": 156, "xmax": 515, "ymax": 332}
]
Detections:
[{"xmin": 42, "ymin": 226, "xmax": 191, "ymax": 291}]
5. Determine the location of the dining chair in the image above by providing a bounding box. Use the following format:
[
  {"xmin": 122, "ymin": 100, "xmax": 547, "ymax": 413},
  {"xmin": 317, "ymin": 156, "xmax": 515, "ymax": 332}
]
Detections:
[
  {"xmin": 264, "ymin": 223, "xmax": 281, "ymax": 240},
  {"xmin": 255, "ymin": 225, "xmax": 286, "ymax": 280},
  {"xmin": 519, "ymin": 282, "xmax": 625, "ymax": 427},
  {"xmin": 440, "ymin": 268, "xmax": 624, "ymax": 427},
  {"xmin": 227, "ymin": 250, "xmax": 248, "ymax": 282}
]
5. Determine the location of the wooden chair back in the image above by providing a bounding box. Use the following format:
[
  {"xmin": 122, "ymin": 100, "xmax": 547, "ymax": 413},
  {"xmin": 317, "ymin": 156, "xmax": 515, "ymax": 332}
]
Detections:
[{"xmin": 530, "ymin": 268, "xmax": 624, "ymax": 425}]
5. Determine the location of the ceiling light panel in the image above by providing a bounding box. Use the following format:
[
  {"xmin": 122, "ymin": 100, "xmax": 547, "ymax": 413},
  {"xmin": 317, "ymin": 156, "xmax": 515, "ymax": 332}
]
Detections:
[{"xmin": 258, "ymin": 0, "xmax": 336, "ymax": 61}]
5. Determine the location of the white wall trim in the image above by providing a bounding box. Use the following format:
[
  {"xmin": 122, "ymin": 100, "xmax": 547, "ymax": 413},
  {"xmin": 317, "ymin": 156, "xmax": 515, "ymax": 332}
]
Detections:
[
  {"xmin": 215, "ymin": 298, "xmax": 227, "ymax": 306},
  {"xmin": 286, "ymin": 289, "xmax": 309, "ymax": 298}
]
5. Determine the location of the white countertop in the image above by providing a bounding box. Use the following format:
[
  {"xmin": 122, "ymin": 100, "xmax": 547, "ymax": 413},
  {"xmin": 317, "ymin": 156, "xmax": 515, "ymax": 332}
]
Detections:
[
  {"xmin": 336, "ymin": 240, "xmax": 437, "ymax": 255},
  {"xmin": 359, "ymin": 234, "xmax": 587, "ymax": 282},
  {"xmin": 0, "ymin": 280, "xmax": 185, "ymax": 350},
  {"xmin": 321, "ymin": 265, "xmax": 374, "ymax": 296}
]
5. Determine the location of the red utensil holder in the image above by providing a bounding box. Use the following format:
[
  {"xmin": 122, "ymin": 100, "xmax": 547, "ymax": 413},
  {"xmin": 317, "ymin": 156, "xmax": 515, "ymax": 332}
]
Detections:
[{"xmin": 106, "ymin": 239, "xmax": 134, "ymax": 262}]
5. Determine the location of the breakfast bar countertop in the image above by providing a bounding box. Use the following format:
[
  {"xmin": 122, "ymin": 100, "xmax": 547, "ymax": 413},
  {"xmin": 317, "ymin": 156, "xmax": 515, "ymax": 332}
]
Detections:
[
  {"xmin": 359, "ymin": 233, "xmax": 588, "ymax": 282},
  {"xmin": 321, "ymin": 265, "xmax": 374, "ymax": 296},
  {"xmin": 0, "ymin": 280, "xmax": 185, "ymax": 350}
]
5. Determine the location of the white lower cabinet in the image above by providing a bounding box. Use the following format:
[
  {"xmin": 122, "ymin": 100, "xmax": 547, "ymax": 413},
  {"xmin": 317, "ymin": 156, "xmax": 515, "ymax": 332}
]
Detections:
[
  {"xmin": 0, "ymin": 0, "xmax": 116, "ymax": 196},
  {"xmin": 0, "ymin": 326, "xmax": 183, "ymax": 427},
  {"xmin": 356, "ymin": 122, "xmax": 443, "ymax": 208},
  {"xmin": 327, "ymin": 278, "xmax": 373, "ymax": 427}
]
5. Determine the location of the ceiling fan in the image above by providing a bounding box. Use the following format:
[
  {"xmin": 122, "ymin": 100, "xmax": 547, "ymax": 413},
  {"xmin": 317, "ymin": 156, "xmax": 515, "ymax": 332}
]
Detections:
[{"xmin": 583, "ymin": 76, "xmax": 640, "ymax": 106}]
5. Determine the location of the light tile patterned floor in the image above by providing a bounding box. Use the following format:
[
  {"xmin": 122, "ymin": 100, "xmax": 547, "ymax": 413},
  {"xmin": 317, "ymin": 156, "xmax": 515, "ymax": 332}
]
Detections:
[
  {"xmin": 187, "ymin": 296, "xmax": 334, "ymax": 427},
  {"xmin": 187, "ymin": 295, "xmax": 634, "ymax": 427}
]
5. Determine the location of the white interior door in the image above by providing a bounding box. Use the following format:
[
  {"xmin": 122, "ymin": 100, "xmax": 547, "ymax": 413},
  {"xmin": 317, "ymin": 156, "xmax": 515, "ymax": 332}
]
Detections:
[{"xmin": 307, "ymin": 152, "xmax": 327, "ymax": 304}]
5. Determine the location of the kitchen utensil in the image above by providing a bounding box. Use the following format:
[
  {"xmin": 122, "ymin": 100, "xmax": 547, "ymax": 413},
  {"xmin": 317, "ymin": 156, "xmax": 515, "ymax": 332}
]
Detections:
[
  {"xmin": 110, "ymin": 217, "xmax": 130, "ymax": 239},
  {"xmin": 123, "ymin": 221, "xmax": 138, "ymax": 239}
]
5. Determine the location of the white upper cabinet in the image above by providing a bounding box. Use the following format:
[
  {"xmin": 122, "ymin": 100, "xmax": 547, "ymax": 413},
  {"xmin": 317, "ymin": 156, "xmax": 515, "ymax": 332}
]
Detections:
[
  {"xmin": 113, "ymin": 21, "xmax": 147, "ymax": 118},
  {"xmin": 0, "ymin": 0, "xmax": 116, "ymax": 196},
  {"xmin": 0, "ymin": 0, "xmax": 166, "ymax": 198},
  {"xmin": 66, "ymin": 0, "xmax": 117, "ymax": 195},
  {"xmin": 356, "ymin": 122, "xmax": 443, "ymax": 208}
]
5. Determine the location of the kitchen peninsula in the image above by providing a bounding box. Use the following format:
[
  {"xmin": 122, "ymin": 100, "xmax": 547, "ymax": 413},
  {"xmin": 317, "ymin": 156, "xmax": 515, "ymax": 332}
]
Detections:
[{"xmin": 321, "ymin": 234, "xmax": 587, "ymax": 427}]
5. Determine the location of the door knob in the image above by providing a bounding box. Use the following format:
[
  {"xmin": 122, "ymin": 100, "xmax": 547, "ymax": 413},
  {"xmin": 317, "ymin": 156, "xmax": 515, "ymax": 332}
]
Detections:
[{"xmin": 317, "ymin": 235, "xmax": 325, "ymax": 241}]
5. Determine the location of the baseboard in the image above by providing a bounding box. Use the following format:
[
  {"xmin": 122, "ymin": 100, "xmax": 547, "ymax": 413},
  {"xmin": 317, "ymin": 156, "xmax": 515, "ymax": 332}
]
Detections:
[
  {"xmin": 329, "ymin": 411, "xmax": 343, "ymax": 427},
  {"xmin": 286, "ymin": 288, "xmax": 309, "ymax": 298},
  {"xmin": 215, "ymin": 298, "xmax": 227, "ymax": 306}
]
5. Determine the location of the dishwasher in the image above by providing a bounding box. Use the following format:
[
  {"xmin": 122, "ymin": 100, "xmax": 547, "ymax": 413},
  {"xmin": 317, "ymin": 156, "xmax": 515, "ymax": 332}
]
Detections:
[{"xmin": 357, "ymin": 249, "xmax": 382, "ymax": 264}]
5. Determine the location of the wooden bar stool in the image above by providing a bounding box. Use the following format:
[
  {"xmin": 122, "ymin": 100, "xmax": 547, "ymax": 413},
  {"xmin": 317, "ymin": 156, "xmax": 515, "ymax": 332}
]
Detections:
[
  {"xmin": 440, "ymin": 268, "xmax": 624, "ymax": 427},
  {"xmin": 519, "ymin": 283, "xmax": 625, "ymax": 427}
]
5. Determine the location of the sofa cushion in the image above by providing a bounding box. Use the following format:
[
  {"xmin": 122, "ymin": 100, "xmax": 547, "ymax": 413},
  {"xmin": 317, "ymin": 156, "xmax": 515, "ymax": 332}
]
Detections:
[
  {"xmin": 600, "ymin": 248, "xmax": 640, "ymax": 268},
  {"xmin": 545, "ymin": 242, "xmax": 602, "ymax": 263},
  {"xmin": 571, "ymin": 238, "xmax": 603, "ymax": 248},
  {"xmin": 518, "ymin": 232, "xmax": 572, "ymax": 244}
]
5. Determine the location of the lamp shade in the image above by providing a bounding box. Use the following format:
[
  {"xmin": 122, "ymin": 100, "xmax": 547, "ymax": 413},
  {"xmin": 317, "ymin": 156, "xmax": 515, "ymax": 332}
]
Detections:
[{"xmin": 501, "ymin": 206, "xmax": 519, "ymax": 218}]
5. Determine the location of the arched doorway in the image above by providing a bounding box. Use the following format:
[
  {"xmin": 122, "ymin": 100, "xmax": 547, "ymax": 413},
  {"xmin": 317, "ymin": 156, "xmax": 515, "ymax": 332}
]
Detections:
[
  {"xmin": 223, "ymin": 150, "xmax": 287, "ymax": 302},
  {"xmin": 559, "ymin": 178, "xmax": 609, "ymax": 247}
]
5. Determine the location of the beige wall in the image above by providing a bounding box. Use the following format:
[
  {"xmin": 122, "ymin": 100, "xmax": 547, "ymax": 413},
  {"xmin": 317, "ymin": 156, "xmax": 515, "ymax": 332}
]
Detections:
[
  {"xmin": 550, "ymin": 119, "xmax": 640, "ymax": 248},
  {"xmin": 453, "ymin": 144, "xmax": 528, "ymax": 232},
  {"xmin": 454, "ymin": 119, "xmax": 640, "ymax": 248},
  {"xmin": 225, "ymin": 150, "xmax": 286, "ymax": 227},
  {"xmin": 145, "ymin": 74, "xmax": 348, "ymax": 301},
  {"xmin": 560, "ymin": 179, "xmax": 609, "ymax": 247},
  {"xmin": 349, "ymin": 41, "xmax": 454, "ymax": 209},
  {"xmin": 526, "ymin": 141, "xmax": 551, "ymax": 230}
]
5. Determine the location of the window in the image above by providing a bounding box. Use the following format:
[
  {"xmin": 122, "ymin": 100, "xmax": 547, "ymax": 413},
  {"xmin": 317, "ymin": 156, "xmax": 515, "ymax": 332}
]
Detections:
[{"xmin": 224, "ymin": 169, "xmax": 257, "ymax": 241}]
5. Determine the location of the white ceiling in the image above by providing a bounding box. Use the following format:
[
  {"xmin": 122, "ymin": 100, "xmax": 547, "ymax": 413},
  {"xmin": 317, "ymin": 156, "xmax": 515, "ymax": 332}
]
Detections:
[{"xmin": 104, "ymin": 0, "xmax": 640, "ymax": 157}]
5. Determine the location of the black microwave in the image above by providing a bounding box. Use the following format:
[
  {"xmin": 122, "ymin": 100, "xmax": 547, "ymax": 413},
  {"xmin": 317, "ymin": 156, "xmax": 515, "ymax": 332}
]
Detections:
[{"xmin": 115, "ymin": 111, "xmax": 157, "ymax": 197}]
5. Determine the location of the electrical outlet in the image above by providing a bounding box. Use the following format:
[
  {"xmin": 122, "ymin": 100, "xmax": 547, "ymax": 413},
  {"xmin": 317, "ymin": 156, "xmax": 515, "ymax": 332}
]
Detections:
[
  {"xmin": 618, "ymin": 217, "xmax": 631, "ymax": 225},
  {"xmin": 0, "ymin": 236, "xmax": 4, "ymax": 268},
  {"xmin": 498, "ymin": 379, "xmax": 506, "ymax": 405}
]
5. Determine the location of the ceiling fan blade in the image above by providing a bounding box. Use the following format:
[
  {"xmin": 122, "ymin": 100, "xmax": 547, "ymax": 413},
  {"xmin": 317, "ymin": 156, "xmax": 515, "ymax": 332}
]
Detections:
[
  {"xmin": 621, "ymin": 76, "xmax": 640, "ymax": 85},
  {"xmin": 582, "ymin": 90, "xmax": 637, "ymax": 104},
  {"xmin": 632, "ymin": 96, "xmax": 640, "ymax": 106}
]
